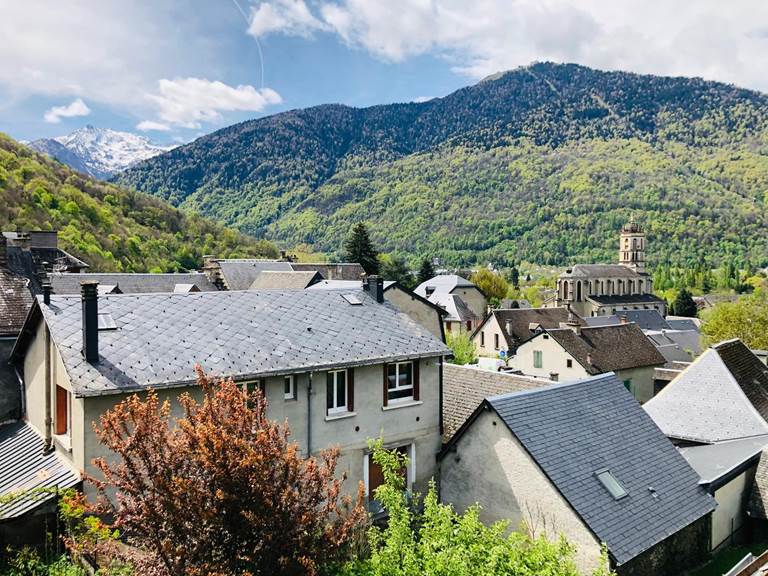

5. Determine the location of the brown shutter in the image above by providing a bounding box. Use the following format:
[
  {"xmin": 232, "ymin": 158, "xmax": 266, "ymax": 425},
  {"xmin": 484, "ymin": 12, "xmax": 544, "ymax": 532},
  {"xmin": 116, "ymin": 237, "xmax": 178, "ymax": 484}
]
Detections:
[
  {"xmin": 55, "ymin": 386, "xmax": 68, "ymax": 435},
  {"xmin": 348, "ymin": 368, "xmax": 354, "ymax": 412},
  {"xmin": 383, "ymin": 364, "xmax": 389, "ymax": 407},
  {"xmin": 413, "ymin": 360, "xmax": 420, "ymax": 401}
]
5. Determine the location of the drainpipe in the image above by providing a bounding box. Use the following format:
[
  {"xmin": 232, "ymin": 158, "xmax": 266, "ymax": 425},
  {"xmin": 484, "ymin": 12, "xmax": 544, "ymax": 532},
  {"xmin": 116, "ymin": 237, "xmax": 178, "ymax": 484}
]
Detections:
[
  {"xmin": 14, "ymin": 365, "xmax": 25, "ymax": 422},
  {"xmin": 438, "ymin": 356, "xmax": 444, "ymax": 438},
  {"xmin": 44, "ymin": 326, "xmax": 52, "ymax": 452},
  {"xmin": 306, "ymin": 372, "xmax": 313, "ymax": 456}
]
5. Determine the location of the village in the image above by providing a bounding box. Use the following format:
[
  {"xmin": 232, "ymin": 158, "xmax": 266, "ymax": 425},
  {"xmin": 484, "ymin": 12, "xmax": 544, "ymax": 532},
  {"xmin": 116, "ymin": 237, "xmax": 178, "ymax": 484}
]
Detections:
[{"xmin": 0, "ymin": 221, "xmax": 766, "ymax": 576}]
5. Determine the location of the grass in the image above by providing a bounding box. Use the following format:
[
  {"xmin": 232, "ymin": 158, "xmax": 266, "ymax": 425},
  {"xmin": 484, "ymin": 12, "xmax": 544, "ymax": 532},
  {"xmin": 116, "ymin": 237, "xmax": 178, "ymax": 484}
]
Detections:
[{"xmin": 689, "ymin": 540, "xmax": 768, "ymax": 576}]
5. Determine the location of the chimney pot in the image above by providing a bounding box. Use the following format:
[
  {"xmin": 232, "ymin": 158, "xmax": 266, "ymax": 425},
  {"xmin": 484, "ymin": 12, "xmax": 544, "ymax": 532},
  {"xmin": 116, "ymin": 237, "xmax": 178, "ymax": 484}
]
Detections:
[
  {"xmin": 81, "ymin": 281, "xmax": 99, "ymax": 363},
  {"xmin": 369, "ymin": 275, "xmax": 384, "ymax": 303},
  {"xmin": 43, "ymin": 282, "xmax": 52, "ymax": 305}
]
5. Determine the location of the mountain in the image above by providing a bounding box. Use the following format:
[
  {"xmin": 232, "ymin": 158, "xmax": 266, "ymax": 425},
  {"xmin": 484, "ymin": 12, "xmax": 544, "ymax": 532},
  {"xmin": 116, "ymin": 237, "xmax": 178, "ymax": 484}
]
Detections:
[
  {"xmin": 116, "ymin": 62, "xmax": 768, "ymax": 268},
  {"xmin": 29, "ymin": 125, "xmax": 173, "ymax": 179},
  {"xmin": 0, "ymin": 133, "xmax": 277, "ymax": 272}
]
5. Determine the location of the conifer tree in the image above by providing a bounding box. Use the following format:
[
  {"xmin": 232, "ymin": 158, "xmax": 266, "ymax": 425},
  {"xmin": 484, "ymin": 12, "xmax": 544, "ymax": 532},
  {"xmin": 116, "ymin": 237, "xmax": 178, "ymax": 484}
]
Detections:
[
  {"xmin": 418, "ymin": 257, "xmax": 436, "ymax": 284},
  {"xmin": 672, "ymin": 288, "xmax": 698, "ymax": 318},
  {"xmin": 344, "ymin": 222, "xmax": 380, "ymax": 276}
]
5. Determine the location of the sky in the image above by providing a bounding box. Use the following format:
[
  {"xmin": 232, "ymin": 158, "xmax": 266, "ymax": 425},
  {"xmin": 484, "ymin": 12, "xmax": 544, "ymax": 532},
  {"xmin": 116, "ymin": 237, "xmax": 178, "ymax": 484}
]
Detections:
[{"xmin": 2, "ymin": 0, "xmax": 768, "ymax": 145}]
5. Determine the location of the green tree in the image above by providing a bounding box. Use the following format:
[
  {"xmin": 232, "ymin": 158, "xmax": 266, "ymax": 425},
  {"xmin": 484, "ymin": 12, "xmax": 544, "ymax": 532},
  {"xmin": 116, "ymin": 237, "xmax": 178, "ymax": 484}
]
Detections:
[
  {"xmin": 379, "ymin": 254, "xmax": 416, "ymax": 289},
  {"xmin": 702, "ymin": 290, "xmax": 768, "ymax": 349},
  {"xmin": 344, "ymin": 222, "xmax": 380, "ymax": 276},
  {"xmin": 671, "ymin": 288, "xmax": 698, "ymax": 317},
  {"xmin": 446, "ymin": 331, "xmax": 477, "ymax": 365},
  {"xmin": 418, "ymin": 257, "xmax": 436, "ymax": 284},
  {"xmin": 509, "ymin": 265, "xmax": 520, "ymax": 290},
  {"xmin": 342, "ymin": 440, "xmax": 612, "ymax": 576},
  {"xmin": 470, "ymin": 269, "xmax": 509, "ymax": 304}
]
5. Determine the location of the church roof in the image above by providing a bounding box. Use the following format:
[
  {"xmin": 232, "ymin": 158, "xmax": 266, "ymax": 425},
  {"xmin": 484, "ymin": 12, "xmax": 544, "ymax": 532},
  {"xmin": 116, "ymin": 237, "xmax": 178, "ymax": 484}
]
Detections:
[{"xmin": 563, "ymin": 264, "xmax": 647, "ymax": 279}]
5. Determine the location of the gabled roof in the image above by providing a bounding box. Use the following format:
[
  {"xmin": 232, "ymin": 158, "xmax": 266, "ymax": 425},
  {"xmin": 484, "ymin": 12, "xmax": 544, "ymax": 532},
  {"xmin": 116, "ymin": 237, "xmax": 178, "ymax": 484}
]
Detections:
[
  {"xmin": 585, "ymin": 310, "xmax": 670, "ymax": 331},
  {"xmin": 645, "ymin": 330, "xmax": 702, "ymax": 363},
  {"xmin": 665, "ymin": 316, "xmax": 701, "ymax": 331},
  {"xmin": 290, "ymin": 262, "xmax": 365, "ymax": 280},
  {"xmin": 442, "ymin": 363, "xmax": 552, "ymax": 440},
  {"xmin": 0, "ymin": 421, "xmax": 80, "ymax": 519},
  {"xmin": 644, "ymin": 340, "xmax": 768, "ymax": 444},
  {"xmin": 248, "ymin": 271, "xmax": 322, "ymax": 290},
  {"xmin": 587, "ymin": 293, "xmax": 666, "ymax": 306},
  {"xmin": 414, "ymin": 274, "xmax": 477, "ymax": 297},
  {"xmin": 49, "ymin": 272, "xmax": 218, "ymax": 294},
  {"xmin": 427, "ymin": 293, "xmax": 477, "ymax": 322},
  {"xmin": 216, "ymin": 260, "xmax": 293, "ymax": 291},
  {"xmin": 543, "ymin": 324, "xmax": 666, "ymax": 374},
  {"xmin": 0, "ymin": 268, "xmax": 34, "ymax": 337},
  {"xmin": 444, "ymin": 374, "xmax": 715, "ymax": 566},
  {"xmin": 680, "ymin": 435, "xmax": 768, "ymax": 489},
  {"xmin": 308, "ymin": 280, "xmax": 448, "ymax": 316},
  {"xmin": 477, "ymin": 307, "xmax": 584, "ymax": 349},
  {"xmin": 14, "ymin": 289, "xmax": 449, "ymax": 398},
  {"xmin": 562, "ymin": 264, "xmax": 648, "ymax": 278}
]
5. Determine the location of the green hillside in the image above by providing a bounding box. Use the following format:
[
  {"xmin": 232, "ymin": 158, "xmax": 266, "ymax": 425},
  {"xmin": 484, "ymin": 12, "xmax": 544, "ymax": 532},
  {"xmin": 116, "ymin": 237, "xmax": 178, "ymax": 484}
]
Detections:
[
  {"xmin": 116, "ymin": 62, "xmax": 768, "ymax": 268},
  {"xmin": 0, "ymin": 133, "xmax": 278, "ymax": 272}
]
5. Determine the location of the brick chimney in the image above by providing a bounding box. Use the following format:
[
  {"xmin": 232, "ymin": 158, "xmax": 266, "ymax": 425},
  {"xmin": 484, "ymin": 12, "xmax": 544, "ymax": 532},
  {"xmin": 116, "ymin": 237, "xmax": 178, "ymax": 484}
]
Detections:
[
  {"xmin": 0, "ymin": 234, "xmax": 6, "ymax": 269},
  {"xmin": 81, "ymin": 281, "xmax": 99, "ymax": 363}
]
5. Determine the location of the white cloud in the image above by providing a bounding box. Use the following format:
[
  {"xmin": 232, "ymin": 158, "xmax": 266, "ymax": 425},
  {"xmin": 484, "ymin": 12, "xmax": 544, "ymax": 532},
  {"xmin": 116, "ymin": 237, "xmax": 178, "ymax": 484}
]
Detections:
[
  {"xmin": 143, "ymin": 78, "xmax": 282, "ymax": 129},
  {"xmin": 247, "ymin": 0, "xmax": 768, "ymax": 91},
  {"xmin": 136, "ymin": 120, "xmax": 172, "ymax": 132},
  {"xmin": 43, "ymin": 98, "xmax": 90, "ymax": 123}
]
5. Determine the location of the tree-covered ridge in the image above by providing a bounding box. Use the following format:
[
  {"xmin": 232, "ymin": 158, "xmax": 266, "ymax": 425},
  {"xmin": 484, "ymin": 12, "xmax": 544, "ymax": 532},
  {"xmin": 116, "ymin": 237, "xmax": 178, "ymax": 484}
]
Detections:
[
  {"xmin": 0, "ymin": 134, "xmax": 278, "ymax": 272},
  {"xmin": 115, "ymin": 62, "xmax": 768, "ymax": 266}
]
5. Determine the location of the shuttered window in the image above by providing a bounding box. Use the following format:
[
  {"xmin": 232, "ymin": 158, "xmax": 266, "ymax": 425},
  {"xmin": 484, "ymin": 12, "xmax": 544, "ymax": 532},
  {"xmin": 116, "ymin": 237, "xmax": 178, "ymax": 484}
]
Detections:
[{"xmin": 55, "ymin": 385, "xmax": 69, "ymax": 436}]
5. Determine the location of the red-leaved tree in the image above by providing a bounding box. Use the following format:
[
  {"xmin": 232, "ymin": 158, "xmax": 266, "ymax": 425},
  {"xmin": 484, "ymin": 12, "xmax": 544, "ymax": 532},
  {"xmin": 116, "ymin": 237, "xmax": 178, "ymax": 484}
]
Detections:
[{"xmin": 88, "ymin": 366, "xmax": 366, "ymax": 576}]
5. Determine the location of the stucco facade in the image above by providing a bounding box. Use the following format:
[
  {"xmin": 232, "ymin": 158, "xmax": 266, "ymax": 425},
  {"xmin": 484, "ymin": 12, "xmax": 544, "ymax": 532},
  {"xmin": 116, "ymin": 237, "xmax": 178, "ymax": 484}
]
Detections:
[
  {"xmin": 711, "ymin": 467, "xmax": 757, "ymax": 550},
  {"xmin": 450, "ymin": 287, "xmax": 487, "ymax": 322},
  {"xmin": 383, "ymin": 286, "xmax": 444, "ymax": 341},
  {"xmin": 440, "ymin": 409, "xmax": 603, "ymax": 573},
  {"xmin": 473, "ymin": 314, "xmax": 507, "ymax": 358}
]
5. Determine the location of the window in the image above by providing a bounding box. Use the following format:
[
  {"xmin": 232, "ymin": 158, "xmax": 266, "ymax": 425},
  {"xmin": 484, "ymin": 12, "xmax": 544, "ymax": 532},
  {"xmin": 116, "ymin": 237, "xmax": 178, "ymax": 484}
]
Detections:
[
  {"xmin": 365, "ymin": 444, "xmax": 414, "ymax": 503},
  {"xmin": 480, "ymin": 331, "xmax": 485, "ymax": 347},
  {"xmin": 327, "ymin": 370, "xmax": 348, "ymax": 415},
  {"xmin": 284, "ymin": 375, "xmax": 295, "ymax": 400},
  {"xmin": 494, "ymin": 334, "xmax": 499, "ymax": 350},
  {"xmin": 55, "ymin": 385, "xmax": 69, "ymax": 436},
  {"xmin": 533, "ymin": 350, "xmax": 543, "ymax": 369},
  {"xmin": 566, "ymin": 359, "xmax": 573, "ymax": 368},
  {"xmin": 387, "ymin": 362, "xmax": 414, "ymax": 403},
  {"xmin": 596, "ymin": 469, "xmax": 628, "ymax": 500},
  {"xmin": 445, "ymin": 322, "xmax": 452, "ymax": 332},
  {"xmin": 466, "ymin": 320, "xmax": 472, "ymax": 331}
]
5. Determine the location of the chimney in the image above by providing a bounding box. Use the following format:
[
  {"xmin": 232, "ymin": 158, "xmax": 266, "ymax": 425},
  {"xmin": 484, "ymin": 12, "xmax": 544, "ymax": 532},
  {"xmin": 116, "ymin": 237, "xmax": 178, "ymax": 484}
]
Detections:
[
  {"xmin": 81, "ymin": 281, "xmax": 99, "ymax": 363},
  {"xmin": 42, "ymin": 282, "xmax": 52, "ymax": 306},
  {"xmin": 505, "ymin": 320, "xmax": 512, "ymax": 335},
  {"xmin": 0, "ymin": 234, "xmax": 6, "ymax": 268},
  {"xmin": 425, "ymin": 286, "xmax": 435, "ymax": 297},
  {"xmin": 619, "ymin": 315, "xmax": 629, "ymax": 325},
  {"xmin": 586, "ymin": 352, "xmax": 593, "ymax": 366},
  {"xmin": 369, "ymin": 275, "xmax": 384, "ymax": 303},
  {"xmin": 362, "ymin": 276, "xmax": 370, "ymax": 292}
]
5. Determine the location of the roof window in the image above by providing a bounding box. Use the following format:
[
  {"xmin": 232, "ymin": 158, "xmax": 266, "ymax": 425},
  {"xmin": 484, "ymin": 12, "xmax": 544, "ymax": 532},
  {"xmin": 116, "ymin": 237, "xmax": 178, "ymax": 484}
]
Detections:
[
  {"xmin": 341, "ymin": 293, "xmax": 362, "ymax": 305},
  {"xmin": 596, "ymin": 469, "xmax": 628, "ymax": 500},
  {"xmin": 97, "ymin": 313, "xmax": 118, "ymax": 331}
]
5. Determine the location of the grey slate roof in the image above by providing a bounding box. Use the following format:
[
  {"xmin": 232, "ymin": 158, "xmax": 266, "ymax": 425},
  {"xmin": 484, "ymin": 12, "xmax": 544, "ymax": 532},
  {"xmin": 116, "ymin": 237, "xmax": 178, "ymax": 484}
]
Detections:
[
  {"xmin": 248, "ymin": 271, "xmax": 322, "ymax": 290},
  {"xmin": 587, "ymin": 293, "xmax": 666, "ymax": 306},
  {"xmin": 49, "ymin": 272, "xmax": 218, "ymax": 294},
  {"xmin": 427, "ymin": 293, "xmax": 477, "ymax": 322},
  {"xmin": 680, "ymin": 435, "xmax": 768, "ymax": 487},
  {"xmin": 20, "ymin": 289, "xmax": 449, "ymax": 397},
  {"xmin": 645, "ymin": 330, "xmax": 702, "ymax": 363},
  {"xmin": 545, "ymin": 323, "xmax": 666, "ymax": 374},
  {"xmin": 414, "ymin": 274, "xmax": 477, "ymax": 297},
  {"xmin": 442, "ymin": 363, "xmax": 552, "ymax": 440},
  {"xmin": 481, "ymin": 374, "xmax": 716, "ymax": 566},
  {"xmin": 481, "ymin": 307, "xmax": 584, "ymax": 350},
  {"xmin": 0, "ymin": 421, "xmax": 80, "ymax": 519},
  {"xmin": 585, "ymin": 310, "xmax": 670, "ymax": 331},
  {"xmin": 563, "ymin": 264, "xmax": 648, "ymax": 278},
  {"xmin": 644, "ymin": 340, "xmax": 768, "ymax": 444},
  {"xmin": 308, "ymin": 280, "xmax": 396, "ymax": 290},
  {"xmin": 665, "ymin": 317, "xmax": 701, "ymax": 331},
  {"xmin": 0, "ymin": 268, "xmax": 33, "ymax": 337},
  {"xmin": 217, "ymin": 260, "xmax": 293, "ymax": 290}
]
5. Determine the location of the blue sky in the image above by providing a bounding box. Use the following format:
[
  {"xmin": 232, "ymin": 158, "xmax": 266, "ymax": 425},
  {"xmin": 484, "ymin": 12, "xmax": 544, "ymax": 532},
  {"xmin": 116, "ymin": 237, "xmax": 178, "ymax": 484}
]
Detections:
[{"xmin": 2, "ymin": 0, "xmax": 768, "ymax": 145}]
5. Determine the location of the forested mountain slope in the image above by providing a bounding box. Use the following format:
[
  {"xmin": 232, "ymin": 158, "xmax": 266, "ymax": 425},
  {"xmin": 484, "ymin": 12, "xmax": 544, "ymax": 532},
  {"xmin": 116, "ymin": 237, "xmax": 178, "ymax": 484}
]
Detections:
[
  {"xmin": 116, "ymin": 62, "xmax": 768, "ymax": 267},
  {"xmin": 0, "ymin": 134, "xmax": 277, "ymax": 272}
]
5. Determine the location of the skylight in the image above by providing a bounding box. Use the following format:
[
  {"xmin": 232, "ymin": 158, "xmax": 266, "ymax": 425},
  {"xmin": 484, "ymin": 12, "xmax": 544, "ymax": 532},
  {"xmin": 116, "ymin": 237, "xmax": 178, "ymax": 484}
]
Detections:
[
  {"xmin": 596, "ymin": 469, "xmax": 628, "ymax": 500},
  {"xmin": 98, "ymin": 313, "xmax": 118, "ymax": 330},
  {"xmin": 341, "ymin": 293, "xmax": 362, "ymax": 305}
]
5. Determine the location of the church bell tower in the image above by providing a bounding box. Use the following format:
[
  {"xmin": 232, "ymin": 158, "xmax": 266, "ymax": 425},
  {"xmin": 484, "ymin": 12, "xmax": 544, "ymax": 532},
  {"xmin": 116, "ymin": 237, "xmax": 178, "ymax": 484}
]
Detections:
[{"xmin": 619, "ymin": 221, "xmax": 645, "ymax": 272}]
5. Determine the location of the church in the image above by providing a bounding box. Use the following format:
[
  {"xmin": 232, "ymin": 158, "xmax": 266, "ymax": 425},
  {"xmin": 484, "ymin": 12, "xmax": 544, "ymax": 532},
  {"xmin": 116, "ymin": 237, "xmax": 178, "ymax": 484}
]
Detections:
[{"xmin": 546, "ymin": 222, "xmax": 667, "ymax": 317}]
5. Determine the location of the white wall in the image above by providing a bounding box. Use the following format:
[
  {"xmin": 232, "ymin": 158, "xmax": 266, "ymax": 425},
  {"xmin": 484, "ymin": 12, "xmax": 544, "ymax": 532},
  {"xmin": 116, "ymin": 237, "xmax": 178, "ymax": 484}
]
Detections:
[
  {"xmin": 511, "ymin": 335, "xmax": 589, "ymax": 382},
  {"xmin": 473, "ymin": 315, "xmax": 508, "ymax": 358},
  {"xmin": 712, "ymin": 467, "xmax": 757, "ymax": 550}
]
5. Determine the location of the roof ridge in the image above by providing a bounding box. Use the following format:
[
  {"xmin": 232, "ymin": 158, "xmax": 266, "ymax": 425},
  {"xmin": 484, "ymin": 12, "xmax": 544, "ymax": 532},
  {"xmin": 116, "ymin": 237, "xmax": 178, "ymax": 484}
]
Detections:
[{"xmin": 487, "ymin": 372, "xmax": 616, "ymax": 402}]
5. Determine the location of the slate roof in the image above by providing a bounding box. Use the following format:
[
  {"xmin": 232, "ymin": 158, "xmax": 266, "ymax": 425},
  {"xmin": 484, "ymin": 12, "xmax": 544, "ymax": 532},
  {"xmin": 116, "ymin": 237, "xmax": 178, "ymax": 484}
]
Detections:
[
  {"xmin": 16, "ymin": 289, "xmax": 449, "ymax": 397},
  {"xmin": 748, "ymin": 448, "xmax": 768, "ymax": 519},
  {"xmin": 479, "ymin": 307, "xmax": 584, "ymax": 350},
  {"xmin": 414, "ymin": 274, "xmax": 477, "ymax": 297},
  {"xmin": 644, "ymin": 340, "xmax": 768, "ymax": 444},
  {"xmin": 49, "ymin": 272, "xmax": 218, "ymax": 294},
  {"xmin": 217, "ymin": 260, "xmax": 293, "ymax": 290},
  {"xmin": 0, "ymin": 421, "xmax": 80, "ymax": 519},
  {"xmin": 587, "ymin": 293, "xmax": 666, "ymax": 306},
  {"xmin": 645, "ymin": 330, "xmax": 702, "ymax": 363},
  {"xmin": 0, "ymin": 268, "xmax": 34, "ymax": 337},
  {"xmin": 427, "ymin": 293, "xmax": 477, "ymax": 322},
  {"xmin": 585, "ymin": 310, "xmax": 670, "ymax": 331},
  {"xmin": 666, "ymin": 317, "xmax": 701, "ymax": 331},
  {"xmin": 290, "ymin": 263, "xmax": 365, "ymax": 280},
  {"xmin": 442, "ymin": 363, "xmax": 552, "ymax": 440},
  {"xmin": 248, "ymin": 271, "xmax": 322, "ymax": 290},
  {"xmin": 307, "ymin": 280, "xmax": 396, "ymax": 290},
  {"xmin": 454, "ymin": 374, "xmax": 715, "ymax": 566},
  {"xmin": 680, "ymin": 435, "xmax": 768, "ymax": 488},
  {"xmin": 545, "ymin": 324, "xmax": 666, "ymax": 374},
  {"xmin": 563, "ymin": 264, "xmax": 648, "ymax": 278}
]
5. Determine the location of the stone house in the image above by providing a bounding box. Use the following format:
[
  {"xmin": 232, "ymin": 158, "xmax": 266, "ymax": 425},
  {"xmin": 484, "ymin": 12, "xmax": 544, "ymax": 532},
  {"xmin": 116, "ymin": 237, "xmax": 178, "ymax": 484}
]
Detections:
[
  {"xmin": 439, "ymin": 373, "xmax": 716, "ymax": 576},
  {"xmin": 414, "ymin": 274, "xmax": 488, "ymax": 333},
  {"xmin": 10, "ymin": 279, "xmax": 449, "ymax": 505},
  {"xmin": 511, "ymin": 322, "xmax": 666, "ymax": 403}
]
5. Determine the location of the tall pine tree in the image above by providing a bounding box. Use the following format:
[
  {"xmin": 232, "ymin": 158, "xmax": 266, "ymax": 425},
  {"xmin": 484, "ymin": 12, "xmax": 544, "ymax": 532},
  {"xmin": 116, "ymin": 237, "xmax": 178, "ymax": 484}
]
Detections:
[
  {"xmin": 418, "ymin": 257, "xmax": 436, "ymax": 284},
  {"xmin": 344, "ymin": 222, "xmax": 380, "ymax": 275},
  {"xmin": 671, "ymin": 288, "xmax": 698, "ymax": 317}
]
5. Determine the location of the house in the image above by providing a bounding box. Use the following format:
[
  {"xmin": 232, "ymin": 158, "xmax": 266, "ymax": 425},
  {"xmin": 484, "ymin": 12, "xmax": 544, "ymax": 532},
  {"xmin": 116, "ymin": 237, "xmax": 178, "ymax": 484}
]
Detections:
[
  {"xmin": 511, "ymin": 322, "xmax": 666, "ymax": 403},
  {"xmin": 681, "ymin": 435, "xmax": 768, "ymax": 551},
  {"xmin": 545, "ymin": 222, "xmax": 666, "ymax": 317},
  {"xmin": 471, "ymin": 307, "xmax": 585, "ymax": 358},
  {"xmin": 202, "ymin": 257, "xmax": 365, "ymax": 290},
  {"xmin": 441, "ymin": 363, "xmax": 552, "ymax": 440},
  {"xmin": 3, "ymin": 231, "xmax": 89, "ymax": 279},
  {"xmin": 414, "ymin": 274, "xmax": 488, "ymax": 332},
  {"xmin": 644, "ymin": 340, "xmax": 768, "ymax": 445},
  {"xmin": 439, "ymin": 374, "xmax": 715, "ymax": 576},
  {"xmin": 248, "ymin": 270, "xmax": 323, "ymax": 290},
  {"xmin": 48, "ymin": 272, "xmax": 219, "ymax": 294},
  {"xmin": 10, "ymin": 278, "xmax": 449, "ymax": 505},
  {"xmin": 308, "ymin": 279, "xmax": 446, "ymax": 341}
]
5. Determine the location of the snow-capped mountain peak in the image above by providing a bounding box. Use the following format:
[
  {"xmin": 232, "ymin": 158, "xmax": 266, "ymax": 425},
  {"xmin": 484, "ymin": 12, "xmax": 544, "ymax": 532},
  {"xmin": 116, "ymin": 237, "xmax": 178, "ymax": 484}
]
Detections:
[{"xmin": 28, "ymin": 126, "xmax": 174, "ymax": 179}]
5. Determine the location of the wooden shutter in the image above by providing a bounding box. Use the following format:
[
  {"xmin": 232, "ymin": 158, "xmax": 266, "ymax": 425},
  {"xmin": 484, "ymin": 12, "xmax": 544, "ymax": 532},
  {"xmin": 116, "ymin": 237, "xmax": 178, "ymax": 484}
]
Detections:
[
  {"xmin": 348, "ymin": 368, "xmax": 354, "ymax": 412},
  {"xmin": 382, "ymin": 364, "xmax": 389, "ymax": 407},
  {"xmin": 55, "ymin": 386, "xmax": 68, "ymax": 435},
  {"xmin": 413, "ymin": 360, "xmax": 420, "ymax": 401}
]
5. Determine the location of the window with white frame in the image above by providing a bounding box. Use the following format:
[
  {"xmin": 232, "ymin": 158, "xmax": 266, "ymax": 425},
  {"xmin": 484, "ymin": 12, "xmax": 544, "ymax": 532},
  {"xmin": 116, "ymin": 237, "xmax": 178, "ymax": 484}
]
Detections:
[
  {"xmin": 284, "ymin": 375, "xmax": 295, "ymax": 400},
  {"xmin": 326, "ymin": 370, "xmax": 348, "ymax": 414},
  {"xmin": 387, "ymin": 362, "xmax": 413, "ymax": 403}
]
